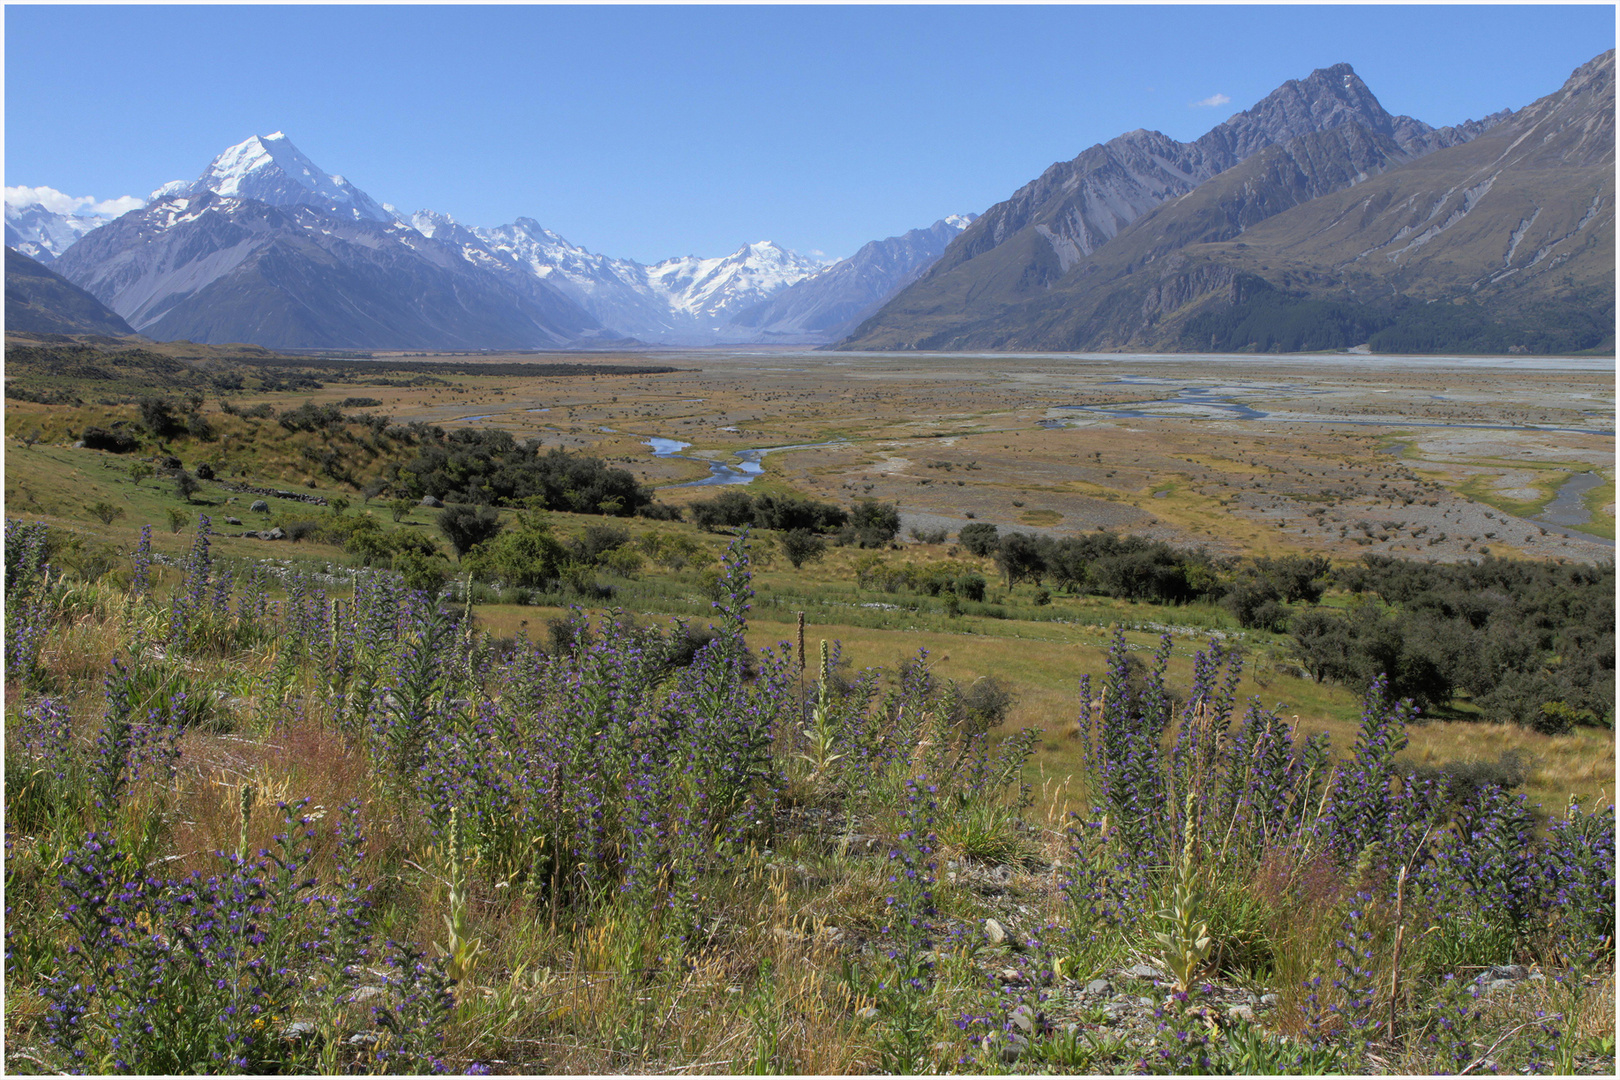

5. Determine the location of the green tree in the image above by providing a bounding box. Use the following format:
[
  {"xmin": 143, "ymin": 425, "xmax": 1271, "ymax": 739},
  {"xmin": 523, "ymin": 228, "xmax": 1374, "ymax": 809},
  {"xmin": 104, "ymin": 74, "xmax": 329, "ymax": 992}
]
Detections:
[
  {"xmin": 958, "ymin": 522, "xmax": 999, "ymax": 557},
  {"xmin": 779, "ymin": 528, "xmax": 828, "ymax": 569},
  {"xmin": 437, "ymin": 504, "xmax": 504, "ymax": 561},
  {"xmin": 88, "ymin": 501, "xmax": 125, "ymax": 526},
  {"xmin": 464, "ymin": 508, "xmax": 566, "ymax": 586},
  {"xmin": 849, "ymin": 500, "xmax": 901, "ymax": 547},
  {"xmin": 173, "ymin": 470, "xmax": 201, "ymax": 504}
]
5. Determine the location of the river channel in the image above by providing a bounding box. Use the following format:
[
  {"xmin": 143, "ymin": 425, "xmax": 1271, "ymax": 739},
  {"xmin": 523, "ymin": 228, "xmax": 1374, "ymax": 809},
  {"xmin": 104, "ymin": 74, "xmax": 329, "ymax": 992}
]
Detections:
[{"xmin": 646, "ymin": 437, "xmax": 847, "ymax": 487}]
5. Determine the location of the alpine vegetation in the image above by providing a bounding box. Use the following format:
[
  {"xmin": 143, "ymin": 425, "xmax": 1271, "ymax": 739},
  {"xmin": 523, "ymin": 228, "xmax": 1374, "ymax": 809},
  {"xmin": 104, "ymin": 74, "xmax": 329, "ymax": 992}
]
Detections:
[{"xmin": 4, "ymin": 516, "xmax": 1613, "ymax": 1074}]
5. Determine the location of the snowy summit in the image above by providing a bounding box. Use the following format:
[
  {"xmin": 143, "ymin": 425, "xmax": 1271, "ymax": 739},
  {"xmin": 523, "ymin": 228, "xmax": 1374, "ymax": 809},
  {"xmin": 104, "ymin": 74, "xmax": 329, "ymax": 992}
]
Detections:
[{"xmin": 184, "ymin": 132, "xmax": 393, "ymax": 223}]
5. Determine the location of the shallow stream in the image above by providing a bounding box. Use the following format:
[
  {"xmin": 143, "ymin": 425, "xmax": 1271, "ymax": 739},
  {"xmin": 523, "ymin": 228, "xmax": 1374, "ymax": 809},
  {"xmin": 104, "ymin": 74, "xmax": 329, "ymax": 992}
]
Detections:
[{"xmin": 646, "ymin": 436, "xmax": 846, "ymax": 487}]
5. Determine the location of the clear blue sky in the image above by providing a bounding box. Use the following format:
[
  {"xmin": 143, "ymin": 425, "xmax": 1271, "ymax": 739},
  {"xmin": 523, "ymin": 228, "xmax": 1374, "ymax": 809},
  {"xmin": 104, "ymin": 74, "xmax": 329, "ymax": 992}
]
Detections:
[{"xmin": 6, "ymin": 4, "xmax": 1614, "ymax": 263}]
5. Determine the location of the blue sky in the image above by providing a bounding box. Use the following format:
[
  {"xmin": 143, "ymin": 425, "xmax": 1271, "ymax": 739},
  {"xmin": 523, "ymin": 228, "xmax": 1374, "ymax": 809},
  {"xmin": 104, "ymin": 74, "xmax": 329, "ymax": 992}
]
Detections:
[{"xmin": 5, "ymin": 4, "xmax": 1614, "ymax": 263}]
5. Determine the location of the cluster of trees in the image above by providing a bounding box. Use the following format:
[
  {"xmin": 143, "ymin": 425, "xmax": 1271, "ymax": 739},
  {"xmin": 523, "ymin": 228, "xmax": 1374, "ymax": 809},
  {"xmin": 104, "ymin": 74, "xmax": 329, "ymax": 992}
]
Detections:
[
  {"xmin": 959, "ymin": 525, "xmax": 1232, "ymax": 605},
  {"xmin": 958, "ymin": 523, "xmax": 1610, "ymax": 732},
  {"xmin": 1292, "ymin": 555, "xmax": 1613, "ymax": 731},
  {"xmin": 398, "ymin": 429, "xmax": 655, "ymax": 517},
  {"xmin": 689, "ymin": 490, "xmax": 901, "ymax": 550},
  {"xmin": 449, "ymin": 506, "xmax": 653, "ymax": 600},
  {"xmin": 853, "ymin": 556, "xmax": 988, "ymax": 602},
  {"xmin": 137, "ymin": 395, "xmax": 214, "ymax": 442}
]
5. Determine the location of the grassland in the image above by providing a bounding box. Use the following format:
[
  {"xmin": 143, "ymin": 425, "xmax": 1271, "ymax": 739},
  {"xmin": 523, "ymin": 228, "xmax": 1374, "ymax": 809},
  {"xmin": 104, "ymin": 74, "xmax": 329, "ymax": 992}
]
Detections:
[{"xmin": 5, "ymin": 339, "xmax": 1614, "ymax": 1074}]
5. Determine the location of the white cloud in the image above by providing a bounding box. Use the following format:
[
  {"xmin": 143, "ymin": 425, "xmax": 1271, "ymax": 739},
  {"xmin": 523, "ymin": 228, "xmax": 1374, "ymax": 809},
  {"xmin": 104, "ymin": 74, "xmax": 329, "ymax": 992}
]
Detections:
[
  {"xmin": 1191, "ymin": 93, "xmax": 1232, "ymax": 108},
  {"xmin": 4, "ymin": 184, "xmax": 145, "ymax": 217}
]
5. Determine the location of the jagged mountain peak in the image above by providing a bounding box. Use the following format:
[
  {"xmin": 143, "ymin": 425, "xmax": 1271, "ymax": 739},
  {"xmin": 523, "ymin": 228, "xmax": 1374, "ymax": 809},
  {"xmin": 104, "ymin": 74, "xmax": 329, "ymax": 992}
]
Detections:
[
  {"xmin": 1207, "ymin": 60, "xmax": 1410, "ymax": 161},
  {"xmin": 188, "ymin": 132, "xmax": 392, "ymax": 223}
]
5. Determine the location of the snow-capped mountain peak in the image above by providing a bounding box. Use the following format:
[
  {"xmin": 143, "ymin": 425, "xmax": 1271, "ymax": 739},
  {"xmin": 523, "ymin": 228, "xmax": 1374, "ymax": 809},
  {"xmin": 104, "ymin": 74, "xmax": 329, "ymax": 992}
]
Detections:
[
  {"xmin": 644, "ymin": 240, "xmax": 825, "ymax": 324},
  {"xmin": 187, "ymin": 132, "xmax": 392, "ymax": 223},
  {"xmin": 4, "ymin": 185, "xmax": 148, "ymax": 263},
  {"xmin": 148, "ymin": 179, "xmax": 190, "ymax": 202}
]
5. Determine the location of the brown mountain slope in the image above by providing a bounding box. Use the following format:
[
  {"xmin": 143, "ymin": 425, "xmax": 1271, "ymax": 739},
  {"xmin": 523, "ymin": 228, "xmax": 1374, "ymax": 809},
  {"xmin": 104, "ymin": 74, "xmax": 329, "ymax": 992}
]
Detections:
[
  {"xmin": 844, "ymin": 50, "xmax": 1613, "ymax": 355},
  {"xmin": 839, "ymin": 61, "xmax": 1501, "ymax": 351}
]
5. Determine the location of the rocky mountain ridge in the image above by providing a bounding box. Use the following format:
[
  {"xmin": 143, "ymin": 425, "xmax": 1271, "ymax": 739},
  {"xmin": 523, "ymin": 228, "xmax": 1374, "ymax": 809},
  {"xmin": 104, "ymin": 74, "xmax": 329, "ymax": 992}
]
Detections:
[
  {"xmin": 20, "ymin": 131, "xmax": 965, "ymax": 347},
  {"xmin": 837, "ymin": 62, "xmax": 1515, "ymax": 349},
  {"xmin": 837, "ymin": 53, "xmax": 1609, "ymax": 354}
]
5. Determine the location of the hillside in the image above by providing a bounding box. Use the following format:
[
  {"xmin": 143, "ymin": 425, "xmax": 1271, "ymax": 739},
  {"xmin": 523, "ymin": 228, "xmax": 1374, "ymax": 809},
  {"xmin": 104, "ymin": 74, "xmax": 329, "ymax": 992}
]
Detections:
[
  {"xmin": 5, "ymin": 246, "xmax": 138, "ymax": 336},
  {"xmin": 838, "ymin": 53, "xmax": 1612, "ymax": 355}
]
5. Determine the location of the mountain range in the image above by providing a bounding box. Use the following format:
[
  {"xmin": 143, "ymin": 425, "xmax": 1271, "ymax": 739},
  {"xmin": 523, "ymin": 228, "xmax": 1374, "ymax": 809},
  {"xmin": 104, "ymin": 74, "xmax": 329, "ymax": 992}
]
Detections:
[
  {"xmin": 8, "ymin": 52, "xmax": 1612, "ymax": 354},
  {"xmin": 838, "ymin": 52, "xmax": 1612, "ymax": 354},
  {"xmin": 9, "ymin": 131, "xmax": 971, "ymax": 349}
]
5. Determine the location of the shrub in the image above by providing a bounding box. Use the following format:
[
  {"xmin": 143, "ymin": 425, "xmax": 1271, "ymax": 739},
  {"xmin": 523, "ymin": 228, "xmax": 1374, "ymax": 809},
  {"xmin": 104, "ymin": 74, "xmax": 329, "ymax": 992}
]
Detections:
[
  {"xmin": 954, "ymin": 571, "xmax": 987, "ymax": 602},
  {"xmin": 958, "ymin": 523, "xmax": 999, "ymax": 556},
  {"xmin": 137, "ymin": 396, "xmax": 185, "ymax": 439},
  {"xmin": 173, "ymin": 470, "xmax": 201, "ymax": 503},
  {"xmin": 846, "ymin": 499, "xmax": 901, "ymax": 547},
  {"xmin": 81, "ymin": 426, "xmax": 139, "ymax": 453},
  {"xmin": 437, "ymin": 503, "xmax": 503, "ymax": 559},
  {"xmin": 87, "ymin": 502, "xmax": 124, "ymax": 526},
  {"xmin": 637, "ymin": 501, "xmax": 684, "ymax": 521},
  {"xmin": 780, "ymin": 528, "xmax": 828, "ymax": 569},
  {"xmin": 463, "ymin": 509, "xmax": 566, "ymax": 587}
]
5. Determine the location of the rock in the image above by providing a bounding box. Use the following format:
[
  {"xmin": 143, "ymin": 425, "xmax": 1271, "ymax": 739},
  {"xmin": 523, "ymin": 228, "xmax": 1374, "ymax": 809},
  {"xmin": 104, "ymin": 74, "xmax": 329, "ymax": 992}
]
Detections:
[
  {"xmin": 350, "ymin": 985, "xmax": 385, "ymax": 1003},
  {"xmin": 283, "ymin": 1021, "xmax": 317, "ymax": 1040},
  {"xmin": 1122, "ymin": 963, "xmax": 1161, "ymax": 981},
  {"xmin": 1477, "ymin": 979, "xmax": 1517, "ymax": 995},
  {"xmin": 420, "ymin": 495, "xmax": 444, "ymax": 508},
  {"xmin": 250, "ymin": 500, "xmax": 270, "ymax": 513},
  {"xmin": 225, "ymin": 516, "xmax": 242, "ymax": 526},
  {"xmin": 348, "ymin": 1033, "xmax": 378, "ymax": 1048},
  {"xmin": 1227, "ymin": 1005, "xmax": 1255, "ymax": 1023},
  {"xmin": 257, "ymin": 527, "xmax": 285, "ymax": 541},
  {"xmin": 1086, "ymin": 978, "xmax": 1112, "ymax": 996},
  {"xmin": 1009, "ymin": 1006, "xmax": 1036, "ymax": 1034},
  {"xmin": 997, "ymin": 967, "xmax": 1026, "ymax": 986},
  {"xmin": 855, "ymin": 1005, "xmax": 879, "ymax": 1020},
  {"xmin": 1102, "ymin": 1001, "xmax": 1131, "ymax": 1018},
  {"xmin": 994, "ymin": 1033, "xmax": 1030, "ymax": 1063},
  {"xmin": 1486, "ymin": 964, "xmax": 1530, "ymax": 982},
  {"xmin": 1136, "ymin": 996, "xmax": 1156, "ymax": 1008},
  {"xmin": 984, "ymin": 918, "xmax": 1007, "ymax": 945},
  {"xmin": 1259, "ymin": 993, "xmax": 1280, "ymax": 1006},
  {"xmin": 73, "ymin": 440, "xmax": 86, "ymax": 449}
]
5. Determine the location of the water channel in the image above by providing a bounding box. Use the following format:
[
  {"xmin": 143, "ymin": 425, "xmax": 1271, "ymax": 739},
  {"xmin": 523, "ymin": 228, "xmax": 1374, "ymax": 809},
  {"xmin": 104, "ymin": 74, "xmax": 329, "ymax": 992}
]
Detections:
[
  {"xmin": 646, "ymin": 436, "xmax": 846, "ymax": 487},
  {"xmin": 1538, "ymin": 471, "xmax": 1606, "ymax": 531}
]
